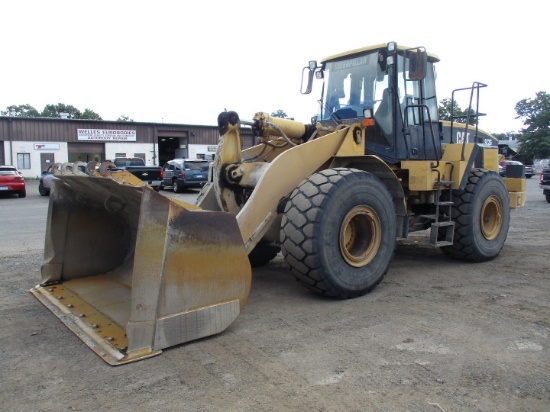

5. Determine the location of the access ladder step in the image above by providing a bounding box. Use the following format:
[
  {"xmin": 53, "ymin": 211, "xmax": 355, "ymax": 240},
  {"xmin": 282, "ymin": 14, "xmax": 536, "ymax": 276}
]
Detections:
[
  {"xmin": 432, "ymin": 221, "xmax": 454, "ymax": 227},
  {"xmin": 429, "ymin": 221, "xmax": 455, "ymax": 247},
  {"xmin": 436, "ymin": 201, "xmax": 454, "ymax": 206}
]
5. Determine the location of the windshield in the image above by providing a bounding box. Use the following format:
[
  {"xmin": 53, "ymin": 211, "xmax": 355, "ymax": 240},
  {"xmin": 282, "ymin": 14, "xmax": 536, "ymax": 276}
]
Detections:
[
  {"xmin": 185, "ymin": 161, "xmax": 209, "ymax": 172},
  {"xmin": 114, "ymin": 158, "xmax": 145, "ymax": 167},
  {"xmin": 320, "ymin": 52, "xmax": 386, "ymax": 121}
]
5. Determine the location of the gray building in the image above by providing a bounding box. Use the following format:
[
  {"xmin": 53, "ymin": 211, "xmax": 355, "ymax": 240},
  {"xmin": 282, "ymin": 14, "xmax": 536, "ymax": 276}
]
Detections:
[{"xmin": 0, "ymin": 117, "xmax": 255, "ymax": 177}]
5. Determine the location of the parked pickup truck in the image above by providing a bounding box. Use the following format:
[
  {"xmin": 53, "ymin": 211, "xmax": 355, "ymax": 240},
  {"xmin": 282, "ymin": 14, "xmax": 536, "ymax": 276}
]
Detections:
[
  {"xmin": 110, "ymin": 157, "xmax": 163, "ymax": 191},
  {"xmin": 540, "ymin": 168, "xmax": 550, "ymax": 203}
]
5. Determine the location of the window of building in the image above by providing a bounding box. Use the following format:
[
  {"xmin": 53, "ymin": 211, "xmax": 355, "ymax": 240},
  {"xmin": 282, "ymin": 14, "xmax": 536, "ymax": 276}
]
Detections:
[
  {"xmin": 115, "ymin": 152, "xmax": 126, "ymax": 158},
  {"xmin": 17, "ymin": 153, "xmax": 30, "ymax": 169}
]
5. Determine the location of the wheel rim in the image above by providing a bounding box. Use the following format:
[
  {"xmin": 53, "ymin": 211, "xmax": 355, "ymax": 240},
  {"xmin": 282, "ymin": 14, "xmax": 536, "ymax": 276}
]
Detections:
[
  {"xmin": 339, "ymin": 205, "xmax": 381, "ymax": 267},
  {"xmin": 481, "ymin": 195, "xmax": 503, "ymax": 240}
]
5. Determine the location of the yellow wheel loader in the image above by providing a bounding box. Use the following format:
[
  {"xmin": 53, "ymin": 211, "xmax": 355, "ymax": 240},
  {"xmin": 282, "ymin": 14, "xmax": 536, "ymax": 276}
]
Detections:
[{"xmin": 31, "ymin": 42, "xmax": 526, "ymax": 365}]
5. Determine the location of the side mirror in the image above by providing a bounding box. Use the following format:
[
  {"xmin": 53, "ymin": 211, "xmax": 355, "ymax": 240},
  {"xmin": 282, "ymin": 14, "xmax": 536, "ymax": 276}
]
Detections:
[
  {"xmin": 408, "ymin": 48, "xmax": 427, "ymax": 81},
  {"xmin": 301, "ymin": 61, "xmax": 318, "ymax": 95}
]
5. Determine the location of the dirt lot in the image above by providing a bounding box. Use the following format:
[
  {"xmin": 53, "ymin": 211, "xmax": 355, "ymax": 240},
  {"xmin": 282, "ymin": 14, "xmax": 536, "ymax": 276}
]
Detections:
[{"xmin": 1, "ymin": 178, "xmax": 548, "ymax": 412}]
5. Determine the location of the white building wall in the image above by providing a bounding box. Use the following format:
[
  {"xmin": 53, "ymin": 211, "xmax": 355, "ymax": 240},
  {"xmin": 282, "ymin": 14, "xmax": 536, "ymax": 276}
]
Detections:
[
  {"xmin": 4, "ymin": 140, "xmax": 69, "ymax": 178},
  {"xmin": 188, "ymin": 144, "xmax": 218, "ymax": 160},
  {"xmin": 105, "ymin": 143, "xmax": 160, "ymax": 166},
  {"xmin": 3, "ymin": 140, "xmax": 208, "ymax": 177}
]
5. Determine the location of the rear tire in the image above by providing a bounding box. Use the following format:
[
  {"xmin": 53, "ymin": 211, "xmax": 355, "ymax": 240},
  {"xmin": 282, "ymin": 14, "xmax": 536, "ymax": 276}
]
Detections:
[
  {"xmin": 546, "ymin": 193, "xmax": 550, "ymax": 203},
  {"xmin": 440, "ymin": 169, "xmax": 510, "ymax": 262},
  {"xmin": 173, "ymin": 179, "xmax": 183, "ymax": 193},
  {"xmin": 19, "ymin": 190, "xmax": 26, "ymax": 198},
  {"xmin": 281, "ymin": 168, "xmax": 396, "ymax": 298},
  {"xmin": 38, "ymin": 184, "xmax": 49, "ymax": 196}
]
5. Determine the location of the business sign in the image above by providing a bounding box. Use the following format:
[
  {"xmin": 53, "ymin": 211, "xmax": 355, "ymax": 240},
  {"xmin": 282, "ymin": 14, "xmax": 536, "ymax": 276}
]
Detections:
[
  {"xmin": 34, "ymin": 143, "xmax": 60, "ymax": 150},
  {"xmin": 77, "ymin": 129, "xmax": 137, "ymax": 142},
  {"xmin": 207, "ymin": 145, "xmax": 217, "ymax": 152}
]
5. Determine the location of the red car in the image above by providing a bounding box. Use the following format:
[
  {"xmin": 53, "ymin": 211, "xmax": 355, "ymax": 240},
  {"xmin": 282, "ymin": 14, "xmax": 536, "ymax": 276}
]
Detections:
[{"xmin": 0, "ymin": 165, "xmax": 26, "ymax": 198}]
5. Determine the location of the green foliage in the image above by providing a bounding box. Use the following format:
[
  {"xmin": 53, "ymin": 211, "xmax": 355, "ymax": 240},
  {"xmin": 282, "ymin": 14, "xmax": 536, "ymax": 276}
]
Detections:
[
  {"xmin": 117, "ymin": 114, "xmax": 134, "ymax": 122},
  {"xmin": 42, "ymin": 103, "xmax": 83, "ymax": 119},
  {"xmin": 81, "ymin": 108, "xmax": 102, "ymax": 120},
  {"xmin": 1, "ymin": 104, "xmax": 40, "ymax": 117},
  {"xmin": 515, "ymin": 91, "xmax": 550, "ymax": 163},
  {"xmin": 271, "ymin": 109, "xmax": 288, "ymax": 118},
  {"xmin": 42, "ymin": 103, "xmax": 100, "ymax": 120},
  {"xmin": 438, "ymin": 98, "xmax": 477, "ymax": 125},
  {"xmin": 3, "ymin": 103, "xmax": 105, "ymax": 120}
]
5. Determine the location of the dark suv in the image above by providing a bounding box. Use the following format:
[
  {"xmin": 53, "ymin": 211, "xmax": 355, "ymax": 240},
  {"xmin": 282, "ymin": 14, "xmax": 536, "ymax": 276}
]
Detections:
[{"xmin": 161, "ymin": 159, "xmax": 210, "ymax": 192}]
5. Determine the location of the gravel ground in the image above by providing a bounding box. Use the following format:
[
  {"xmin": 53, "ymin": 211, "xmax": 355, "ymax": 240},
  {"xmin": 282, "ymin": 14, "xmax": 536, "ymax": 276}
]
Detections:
[{"xmin": 0, "ymin": 178, "xmax": 548, "ymax": 412}]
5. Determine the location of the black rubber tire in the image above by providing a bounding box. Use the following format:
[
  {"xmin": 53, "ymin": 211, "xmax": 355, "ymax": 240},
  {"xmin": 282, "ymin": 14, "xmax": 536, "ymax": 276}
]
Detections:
[
  {"xmin": 173, "ymin": 179, "xmax": 183, "ymax": 193},
  {"xmin": 38, "ymin": 184, "xmax": 49, "ymax": 196},
  {"xmin": 248, "ymin": 241, "xmax": 281, "ymax": 267},
  {"xmin": 19, "ymin": 190, "xmax": 26, "ymax": 198},
  {"xmin": 281, "ymin": 168, "xmax": 396, "ymax": 299},
  {"xmin": 440, "ymin": 169, "xmax": 510, "ymax": 262},
  {"xmin": 546, "ymin": 193, "xmax": 550, "ymax": 203}
]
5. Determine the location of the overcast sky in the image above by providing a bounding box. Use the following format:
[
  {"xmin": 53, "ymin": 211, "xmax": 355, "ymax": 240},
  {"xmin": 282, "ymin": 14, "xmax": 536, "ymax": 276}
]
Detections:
[{"xmin": 1, "ymin": 1, "xmax": 548, "ymax": 134}]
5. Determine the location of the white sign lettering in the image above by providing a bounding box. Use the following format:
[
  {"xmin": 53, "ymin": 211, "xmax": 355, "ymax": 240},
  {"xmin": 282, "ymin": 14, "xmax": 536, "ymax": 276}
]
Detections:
[
  {"xmin": 77, "ymin": 129, "xmax": 137, "ymax": 141},
  {"xmin": 456, "ymin": 131, "xmax": 470, "ymax": 144}
]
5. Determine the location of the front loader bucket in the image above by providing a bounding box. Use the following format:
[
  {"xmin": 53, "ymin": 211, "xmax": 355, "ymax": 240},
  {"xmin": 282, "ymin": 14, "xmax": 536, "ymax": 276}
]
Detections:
[{"xmin": 31, "ymin": 173, "xmax": 251, "ymax": 365}]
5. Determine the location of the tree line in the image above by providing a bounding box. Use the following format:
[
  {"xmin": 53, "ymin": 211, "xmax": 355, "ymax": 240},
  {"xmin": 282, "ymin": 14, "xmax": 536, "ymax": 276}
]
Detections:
[{"xmin": 0, "ymin": 103, "xmax": 133, "ymax": 122}]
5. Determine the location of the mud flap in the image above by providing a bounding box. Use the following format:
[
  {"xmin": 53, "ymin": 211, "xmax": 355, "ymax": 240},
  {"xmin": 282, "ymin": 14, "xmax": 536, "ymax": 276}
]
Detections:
[{"xmin": 31, "ymin": 175, "xmax": 251, "ymax": 365}]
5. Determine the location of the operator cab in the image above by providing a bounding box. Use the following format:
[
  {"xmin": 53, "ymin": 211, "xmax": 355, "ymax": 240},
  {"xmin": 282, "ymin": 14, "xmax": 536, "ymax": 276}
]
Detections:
[{"xmin": 302, "ymin": 42, "xmax": 440, "ymax": 164}]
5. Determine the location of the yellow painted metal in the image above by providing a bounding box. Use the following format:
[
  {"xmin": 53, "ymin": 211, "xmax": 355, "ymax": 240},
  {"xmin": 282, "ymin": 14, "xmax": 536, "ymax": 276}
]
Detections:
[
  {"xmin": 322, "ymin": 43, "xmax": 440, "ymax": 64},
  {"xmin": 203, "ymin": 116, "xmax": 364, "ymax": 254},
  {"xmin": 504, "ymin": 177, "xmax": 526, "ymax": 192},
  {"xmin": 253, "ymin": 112, "xmax": 307, "ymax": 140},
  {"xmin": 480, "ymin": 195, "xmax": 503, "ymax": 240},
  {"xmin": 212, "ymin": 118, "xmax": 244, "ymax": 214},
  {"xmin": 339, "ymin": 205, "xmax": 381, "ymax": 267},
  {"xmin": 505, "ymin": 177, "xmax": 527, "ymax": 208},
  {"xmin": 241, "ymin": 141, "xmax": 290, "ymax": 163},
  {"xmin": 481, "ymin": 146, "xmax": 499, "ymax": 172},
  {"xmin": 334, "ymin": 125, "xmax": 365, "ymax": 156},
  {"xmin": 402, "ymin": 143, "xmax": 504, "ymax": 191},
  {"xmin": 508, "ymin": 191, "xmax": 526, "ymax": 208},
  {"xmin": 32, "ymin": 174, "xmax": 251, "ymax": 365},
  {"xmin": 236, "ymin": 127, "xmax": 353, "ymax": 252},
  {"xmin": 400, "ymin": 160, "xmax": 442, "ymax": 191}
]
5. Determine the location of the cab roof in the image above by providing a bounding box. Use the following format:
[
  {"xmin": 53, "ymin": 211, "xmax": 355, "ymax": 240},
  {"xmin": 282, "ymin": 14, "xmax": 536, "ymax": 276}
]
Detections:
[{"xmin": 322, "ymin": 43, "xmax": 440, "ymax": 64}]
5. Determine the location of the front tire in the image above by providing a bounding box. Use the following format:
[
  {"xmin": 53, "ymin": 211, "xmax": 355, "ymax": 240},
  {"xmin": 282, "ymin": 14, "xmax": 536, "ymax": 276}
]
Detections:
[
  {"xmin": 248, "ymin": 241, "xmax": 281, "ymax": 267},
  {"xmin": 440, "ymin": 169, "xmax": 510, "ymax": 262},
  {"xmin": 281, "ymin": 168, "xmax": 396, "ymax": 298}
]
